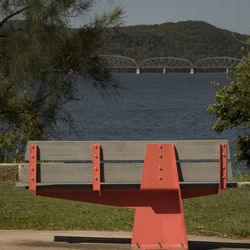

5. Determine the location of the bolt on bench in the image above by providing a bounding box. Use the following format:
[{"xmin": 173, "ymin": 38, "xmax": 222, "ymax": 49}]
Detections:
[{"xmin": 17, "ymin": 140, "xmax": 237, "ymax": 250}]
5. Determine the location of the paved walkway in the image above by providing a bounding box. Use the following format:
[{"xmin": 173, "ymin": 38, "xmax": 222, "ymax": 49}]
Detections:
[{"xmin": 0, "ymin": 230, "xmax": 250, "ymax": 250}]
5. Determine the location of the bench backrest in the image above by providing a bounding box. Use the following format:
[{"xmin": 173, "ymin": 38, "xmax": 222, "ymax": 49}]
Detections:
[{"xmin": 20, "ymin": 140, "xmax": 233, "ymax": 184}]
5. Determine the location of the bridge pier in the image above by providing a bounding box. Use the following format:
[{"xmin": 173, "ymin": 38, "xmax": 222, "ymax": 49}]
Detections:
[
  {"xmin": 136, "ymin": 68, "xmax": 141, "ymax": 75},
  {"xmin": 162, "ymin": 68, "xmax": 167, "ymax": 74},
  {"xmin": 226, "ymin": 68, "xmax": 230, "ymax": 75},
  {"xmin": 190, "ymin": 68, "xmax": 195, "ymax": 75}
]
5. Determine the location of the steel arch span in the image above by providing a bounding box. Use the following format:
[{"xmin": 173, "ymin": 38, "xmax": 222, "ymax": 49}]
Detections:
[
  {"xmin": 140, "ymin": 57, "xmax": 192, "ymax": 69},
  {"xmin": 195, "ymin": 57, "xmax": 241, "ymax": 69},
  {"xmin": 99, "ymin": 55, "xmax": 139, "ymax": 69}
]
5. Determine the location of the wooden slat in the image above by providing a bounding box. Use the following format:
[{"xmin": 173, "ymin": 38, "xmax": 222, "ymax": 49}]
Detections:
[
  {"xmin": 178, "ymin": 162, "xmax": 232, "ymax": 182},
  {"xmin": 20, "ymin": 161, "xmax": 233, "ymax": 184},
  {"xmin": 25, "ymin": 140, "xmax": 229, "ymax": 161},
  {"xmin": 21, "ymin": 163, "xmax": 92, "ymax": 184},
  {"xmin": 226, "ymin": 162, "xmax": 234, "ymax": 182}
]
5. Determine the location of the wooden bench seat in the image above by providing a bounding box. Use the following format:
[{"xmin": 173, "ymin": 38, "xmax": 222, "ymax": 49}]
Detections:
[{"xmin": 17, "ymin": 140, "xmax": 236, "ymax": 192}]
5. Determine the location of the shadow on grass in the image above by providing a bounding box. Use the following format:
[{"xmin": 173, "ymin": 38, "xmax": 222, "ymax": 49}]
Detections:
[
  {"xmin": 54, "ymin": 235, "xmax": 131, "ymax": 244},
  {"xmin": 188, "ymin": 240, "xmax": 250, "ymax": 249},
  {"xmin": 54, "ymin": 236, "xmax": 250, "ymax": 249}
]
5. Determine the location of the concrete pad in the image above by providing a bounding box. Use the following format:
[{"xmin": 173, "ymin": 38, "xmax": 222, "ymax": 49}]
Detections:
[
  {"xmin": 0, "ymin": 230, "xmax": 250, "ymax": 250},
  {"xmin": 0, "ymin": 230, "xmax": 131, "ymax": 250},
  {"xmin": 237, "ymin": 182, "xmax": 250, "ymax": 187}
]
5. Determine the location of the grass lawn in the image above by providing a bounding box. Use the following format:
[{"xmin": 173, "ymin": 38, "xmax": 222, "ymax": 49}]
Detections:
[
  {"xmin": 183, "ymin": 186, "xmax": 250, "ymax": 238},
  {"xmin": 0, "ymin": 182, "xmax": 249, "ymax": 238}
]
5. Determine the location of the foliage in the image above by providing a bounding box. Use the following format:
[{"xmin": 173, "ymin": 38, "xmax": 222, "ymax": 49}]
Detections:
[
  {"xmin": 0, "ymin": 0, "xmax": 122, "ymax": 162},
  {"xmin": 208, "ymin": 39, "xmax": 250, "ymax": 166},
  {"xmin": 102, "ymin": 21, "xmax": 249, "ymax": 61},
  {"xmin": 234, "ymin": 172, "xmax": 250, "ymax": 182}
]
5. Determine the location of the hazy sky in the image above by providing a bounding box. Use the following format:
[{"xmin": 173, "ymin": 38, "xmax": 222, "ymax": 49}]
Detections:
[{"xmin": 92, "ymin": 0, "xmax": 250, "ymax": 35}]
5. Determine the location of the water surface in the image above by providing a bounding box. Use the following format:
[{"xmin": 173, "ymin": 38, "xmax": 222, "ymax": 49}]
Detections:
[{"xmin": 56, "ymin": 73, "xmax": 246, "ymax": 173}]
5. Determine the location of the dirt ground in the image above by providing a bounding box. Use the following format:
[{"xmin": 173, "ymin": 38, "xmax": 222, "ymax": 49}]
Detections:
[{"xmin": 0, "ymin": 230, "xmax": 250, "ymax": 250}]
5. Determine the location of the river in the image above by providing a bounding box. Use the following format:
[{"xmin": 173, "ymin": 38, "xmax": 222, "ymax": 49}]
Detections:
[{"xmin": 55, "ymin": 72, "xmax": 247, "ymax": 174}]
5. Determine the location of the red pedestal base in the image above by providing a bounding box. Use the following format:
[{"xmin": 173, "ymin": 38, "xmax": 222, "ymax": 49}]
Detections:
[{"xmin": 131, "ymin": 144, "xmax": 188, "ymax": 250}]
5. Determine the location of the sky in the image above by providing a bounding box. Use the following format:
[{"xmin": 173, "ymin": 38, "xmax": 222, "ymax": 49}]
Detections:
[{"xmin": 90, "ymin": 0, "xmax": 250, "ymax": 35}]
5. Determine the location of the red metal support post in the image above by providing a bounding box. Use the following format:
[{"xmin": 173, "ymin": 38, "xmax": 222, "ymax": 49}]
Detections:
[
  {"xmin": 219, "ymin": 142, "xmax": 227, "ymax": 194},
  {"xmin": 92, "ymin": 144, "xmax": 101, "ymax": 195},
  {"xmin": 29, "ymin": 144, "xmax": 37, "ymax": 192},
  {"xmin": 131, "ymin": 144, "xmax": 188, "ymax": 250}
]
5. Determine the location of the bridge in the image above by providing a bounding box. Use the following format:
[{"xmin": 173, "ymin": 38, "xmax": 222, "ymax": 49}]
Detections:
[{"xmin": 99, "ymin": 55, "xmax": 241, "ymax": 74}]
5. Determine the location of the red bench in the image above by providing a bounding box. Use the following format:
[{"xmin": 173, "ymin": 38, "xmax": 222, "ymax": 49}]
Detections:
[{"xmin": 17, "ymin": 140, "xmax": 236, "ymax": 250}]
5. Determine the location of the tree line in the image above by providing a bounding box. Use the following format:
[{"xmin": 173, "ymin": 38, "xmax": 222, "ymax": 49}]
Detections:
[{"xmin": 102, "ymin": 21, "xmax": 249, "ymax": 61}]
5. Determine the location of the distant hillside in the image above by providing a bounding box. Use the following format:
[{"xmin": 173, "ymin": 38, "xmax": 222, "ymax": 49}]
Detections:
[{"xmin": 102, "ymin": 21, "xmax": 248, "ymax": 62}]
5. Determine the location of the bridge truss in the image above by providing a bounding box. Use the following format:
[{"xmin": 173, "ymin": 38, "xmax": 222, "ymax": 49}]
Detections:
[
  {"xmin": 140, "ymin": 57, "xmax": 192, "ymax": 68},
  {"xmin": 99, "ymin": 55, "xmax": 241, "ymax": 70},
  {"xmin": 194, "ymin": 57, "xmax": 241, "ymax": 69},
  {"xmin": 99, "ymin": 55, "xmax": 139, "ymax": 69}
]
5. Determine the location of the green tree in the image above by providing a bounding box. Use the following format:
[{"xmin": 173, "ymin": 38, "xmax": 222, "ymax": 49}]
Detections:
[
  {"xmin": 208, "ymin": 39, "xmax": 250, "ymax": 166},
  {"xmin": 0, "ymin": 0, "xmax": 122, "ymax": 162}
]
